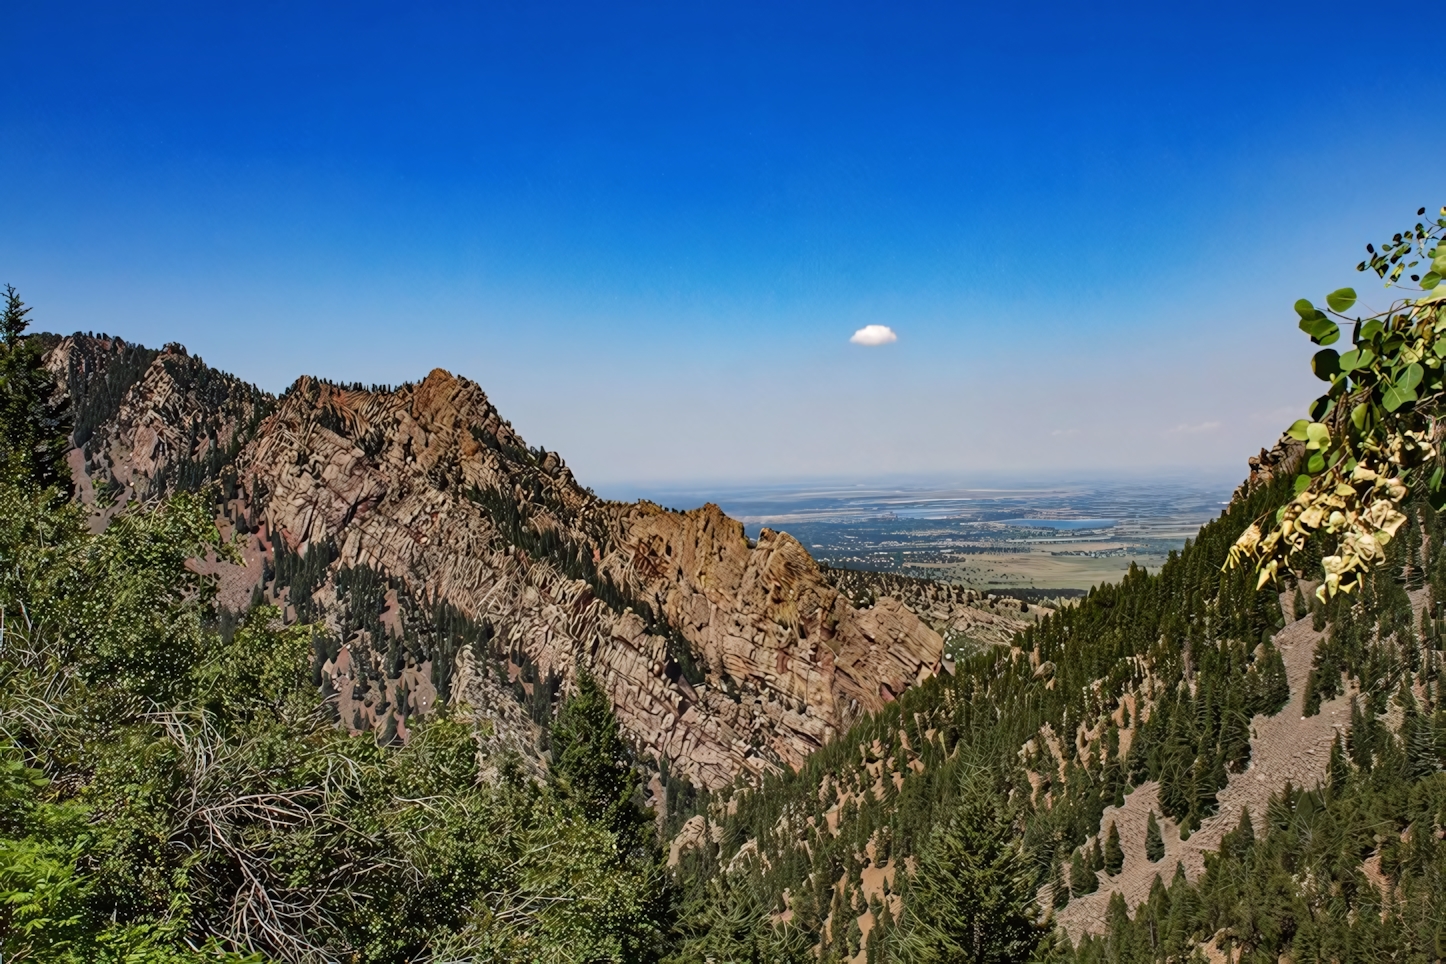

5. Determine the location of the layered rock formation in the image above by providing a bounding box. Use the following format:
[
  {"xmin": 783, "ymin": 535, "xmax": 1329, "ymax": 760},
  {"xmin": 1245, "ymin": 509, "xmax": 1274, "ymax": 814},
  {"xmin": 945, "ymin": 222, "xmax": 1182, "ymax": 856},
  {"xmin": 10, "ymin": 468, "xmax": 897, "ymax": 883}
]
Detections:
[
  {"xmin": 47, "ymin": 334, "xmax": 270, "ymax": 501},
  {"xmin": 42, "ymin": 334, "xmax": 1017, "ymax": 790}
]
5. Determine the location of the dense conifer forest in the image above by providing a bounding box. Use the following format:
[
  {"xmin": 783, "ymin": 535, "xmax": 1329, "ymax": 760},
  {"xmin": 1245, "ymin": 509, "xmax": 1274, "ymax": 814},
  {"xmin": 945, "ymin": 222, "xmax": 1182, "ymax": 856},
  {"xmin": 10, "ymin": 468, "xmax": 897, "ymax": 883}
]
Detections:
[{"xmin": 662, "ymin": 470, "xmax": 1446, "ymax": 961}]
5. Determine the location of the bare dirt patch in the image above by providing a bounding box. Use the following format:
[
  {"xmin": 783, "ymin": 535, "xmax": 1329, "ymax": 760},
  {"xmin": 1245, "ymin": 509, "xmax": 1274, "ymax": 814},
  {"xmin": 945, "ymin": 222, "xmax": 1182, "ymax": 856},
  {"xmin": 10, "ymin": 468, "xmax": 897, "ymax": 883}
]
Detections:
[{"xmin": 1053, "ymin": 601, "xmax": 1363, "ymax": 939}]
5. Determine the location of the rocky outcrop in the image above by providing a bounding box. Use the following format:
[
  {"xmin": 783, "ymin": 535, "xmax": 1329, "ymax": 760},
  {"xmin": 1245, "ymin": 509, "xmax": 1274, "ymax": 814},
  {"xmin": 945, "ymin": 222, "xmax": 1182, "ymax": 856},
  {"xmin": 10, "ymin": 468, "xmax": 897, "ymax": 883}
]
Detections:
[
  {"xmin": 43, "ymin": 335, "xmax": 999, "ymax": 790},
  {"xmin": 45, "ymin": 334, "xmax": 271, "ymax": 503},
  {"xmin": 816, "ymin": 565, "xmax": 1040, "ymax": 648},
  {"xmin": 1232, "ymin": 436, "xmax": 1305, "ymax": 504},
  {"xmin": 231, "ymin": 370, "xmax": 952, "ymax": 786},
  {"xmin": 607, "ymin": 502, "xmax": 947, "ymax": 771}
]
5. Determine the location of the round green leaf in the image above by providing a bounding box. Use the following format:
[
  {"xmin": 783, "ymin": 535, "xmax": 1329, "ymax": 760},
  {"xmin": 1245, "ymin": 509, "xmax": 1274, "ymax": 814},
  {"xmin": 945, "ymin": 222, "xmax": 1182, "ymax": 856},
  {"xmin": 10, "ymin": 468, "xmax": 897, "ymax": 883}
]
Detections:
[
  {"xmin": 1311, "ymin": 349, "xmax": 1340, "ymax": 381},
  {"xmin": 1383, "ymin": 383, "xmax": 1418, "ymax": 412},
  {"xmin": 1285, "ymin": 419, "xmax": 1311, "ymax": 441},
  {"xmin": 1307, "ymin": 452, "xmax": 1326, "ymax": 473},
  {"xmin": 1326, "ymin": 287, "xmax": 1357, "ymax": 313},
  {"xmin": 1300, "ymin": 317, "xmax": 1341, "ymax": 345},
  {"xmin": 1338, "ymin": 347, "xmax": 1375, "ymax": 372},
  {"xmin": 1423, "ymin": 272, "xmax": 1441, "ymax": 290},
  {"xmin": 1399, "ymin": 362, "xmax": 1424, "ymax": 391},
  {"xmin": 1294, "ymin": 299, "xmax": 1317, "ymax": 319},
  {"xmin": 1293, "ymin": 474, "xmax": 1312, "ymax": 495}
]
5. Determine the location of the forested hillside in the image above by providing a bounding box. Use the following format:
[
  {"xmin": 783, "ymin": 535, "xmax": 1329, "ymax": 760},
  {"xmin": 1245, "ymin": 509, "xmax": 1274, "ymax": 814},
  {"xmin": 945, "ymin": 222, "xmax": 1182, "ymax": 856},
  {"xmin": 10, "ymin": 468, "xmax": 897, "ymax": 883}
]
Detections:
[
  {"xmin": 0, "ymin": 289, "xmax": 665, "ymax": 960},
  {"xmin": 667, "ymin": 469, "xmax": 1446, "ymax": 961},
  {"xmin": 659, "ymin": 207, "xmax": 1446, "ymax": 961},
  {"xmin": 6, "ymin": 208, "xmax": 1446, "ymax": 962}
]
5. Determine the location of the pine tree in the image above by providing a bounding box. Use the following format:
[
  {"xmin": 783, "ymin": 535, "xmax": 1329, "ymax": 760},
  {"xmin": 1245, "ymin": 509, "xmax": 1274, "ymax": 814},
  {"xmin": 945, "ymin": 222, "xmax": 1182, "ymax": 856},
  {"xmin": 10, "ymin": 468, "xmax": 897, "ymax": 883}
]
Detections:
[
  {"xmin": 1220, "ymin": 694, "xmax": 1251, "ymax": 773},
  {"xmin": 1145, "ymin": 810, "xmax": 1165, "ymax": 863},
  {"xmin": 1069, "ymin": 849, "xmax": 1096, "ymax": 898},
  {"xmin": 1348, "ymin": 696, "xmax": 1374, "ymax": 772},
  {"xmin": 894, "ymin": 771, "xmax": 1046, "ymax": 962},
  {"xmin": 1223, "ymin": 807, "xmax": 1254, "ymax": 859},
  {"xmin": 1303, "ymin": 668, "xmax": 1323, "ymax": 717},
  {"xmin": 1327, "ymin": 735, "xmax": 1350, "ymax": 795},
  {"xmin": 550, "ymin": 666, "xmax": 651, "ymax": 857},
  {"xmin": 0, "ymin": 285, "xmax": 71, "ymax": 494},
  {"xmin": 1103, "ymin": 821, "xmax": 1124, "ymax": 875},
  {"xmin": 1051, "ymin": 859, "xmax": 1069, "ymax": 909},
  {"xmin": 1407, "ymin": 710, "xmax": 1439, "ymax": 780},
  {"xmin": 1293, "ymin": 586, "xmax": 1308, "ymax": 621},
  {"xmin": 1251, "ymin": 640, "xmax": 1290, "ymax": 716}
]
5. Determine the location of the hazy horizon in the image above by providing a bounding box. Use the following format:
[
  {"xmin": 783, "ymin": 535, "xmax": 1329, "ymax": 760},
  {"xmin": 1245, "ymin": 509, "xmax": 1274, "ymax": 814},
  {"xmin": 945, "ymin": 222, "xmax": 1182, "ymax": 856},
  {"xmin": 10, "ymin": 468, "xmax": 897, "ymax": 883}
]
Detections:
[{"xmin": 592, "ymin": 469, "xmax": 1245, "ymax": 510}]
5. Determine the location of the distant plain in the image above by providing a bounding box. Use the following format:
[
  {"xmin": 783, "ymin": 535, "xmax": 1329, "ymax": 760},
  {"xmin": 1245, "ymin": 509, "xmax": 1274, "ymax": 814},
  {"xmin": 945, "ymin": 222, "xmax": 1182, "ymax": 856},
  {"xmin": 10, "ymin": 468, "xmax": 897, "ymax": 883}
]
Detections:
[{"xmin": 615, "ymin": 476, "xmax": 1239, "ymax": 592}]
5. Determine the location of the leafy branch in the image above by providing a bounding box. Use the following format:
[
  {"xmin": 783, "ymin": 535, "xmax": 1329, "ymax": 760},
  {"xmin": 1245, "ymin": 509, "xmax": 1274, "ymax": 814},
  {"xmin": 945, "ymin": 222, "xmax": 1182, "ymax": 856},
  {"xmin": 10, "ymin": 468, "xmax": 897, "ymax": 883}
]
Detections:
[{"xmin": 1228, "ymin": 206, "xmax": 1446, "ymax": 599}]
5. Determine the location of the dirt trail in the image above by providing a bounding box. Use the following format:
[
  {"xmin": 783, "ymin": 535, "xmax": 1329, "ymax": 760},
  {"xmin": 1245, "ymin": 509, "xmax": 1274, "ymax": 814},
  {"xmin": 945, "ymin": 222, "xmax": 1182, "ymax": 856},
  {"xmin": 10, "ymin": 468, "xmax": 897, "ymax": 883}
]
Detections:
[{"xmin": 1053, "ymin": 599, "xmax": 1372, "ymax": 939}]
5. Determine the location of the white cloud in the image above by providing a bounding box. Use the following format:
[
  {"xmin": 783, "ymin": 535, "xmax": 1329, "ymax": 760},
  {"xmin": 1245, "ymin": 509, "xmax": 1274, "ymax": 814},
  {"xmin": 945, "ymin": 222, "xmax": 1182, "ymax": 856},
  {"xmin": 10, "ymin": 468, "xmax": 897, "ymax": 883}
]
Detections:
[
  {"xmin": 1168, "ymin": 421, "xmax": 1221, "ymax": 435},
  {"xmin": 849, "ymin": 324, "xmax": 897, "ymax": 346}
]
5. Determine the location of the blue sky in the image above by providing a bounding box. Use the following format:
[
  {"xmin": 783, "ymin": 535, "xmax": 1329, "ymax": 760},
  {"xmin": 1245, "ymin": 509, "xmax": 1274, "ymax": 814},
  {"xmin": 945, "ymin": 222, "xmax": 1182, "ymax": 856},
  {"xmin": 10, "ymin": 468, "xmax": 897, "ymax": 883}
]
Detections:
[{"xmin": 2, "ymin": 2, "xmax": 1441, "ymax": 488}]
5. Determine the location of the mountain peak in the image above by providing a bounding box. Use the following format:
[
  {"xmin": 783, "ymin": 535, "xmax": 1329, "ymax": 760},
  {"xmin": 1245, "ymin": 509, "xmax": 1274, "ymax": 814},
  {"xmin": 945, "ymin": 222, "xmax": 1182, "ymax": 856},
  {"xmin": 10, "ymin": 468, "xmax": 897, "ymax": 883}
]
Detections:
[{"xmin": 46, "ymin": 331, "xmax": 1010, "ymax": 789}]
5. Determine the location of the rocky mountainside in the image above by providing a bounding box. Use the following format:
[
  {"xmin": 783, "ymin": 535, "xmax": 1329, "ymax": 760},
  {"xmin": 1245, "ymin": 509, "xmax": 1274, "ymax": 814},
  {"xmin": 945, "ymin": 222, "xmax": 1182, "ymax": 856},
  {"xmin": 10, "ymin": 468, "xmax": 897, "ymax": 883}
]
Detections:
[{"xmin": 43, "ymin": 333, "xmax": 1024, "ymax": 791}]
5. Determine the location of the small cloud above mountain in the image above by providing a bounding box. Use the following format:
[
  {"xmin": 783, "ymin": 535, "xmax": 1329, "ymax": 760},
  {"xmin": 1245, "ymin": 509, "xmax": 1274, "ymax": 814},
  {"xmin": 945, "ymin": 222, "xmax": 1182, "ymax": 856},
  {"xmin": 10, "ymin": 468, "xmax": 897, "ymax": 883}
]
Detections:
[{"xmin": 849, "ymin": 325, "xmax": 897, "ymax": 346}]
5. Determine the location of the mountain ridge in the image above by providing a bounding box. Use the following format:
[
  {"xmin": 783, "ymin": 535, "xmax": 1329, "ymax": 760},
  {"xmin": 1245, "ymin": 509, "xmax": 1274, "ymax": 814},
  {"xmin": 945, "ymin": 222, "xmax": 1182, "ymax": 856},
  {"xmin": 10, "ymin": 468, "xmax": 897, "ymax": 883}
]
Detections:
[{"xmin": 42, "ymin": 332, "xmax": 1020, "ymax": 790}]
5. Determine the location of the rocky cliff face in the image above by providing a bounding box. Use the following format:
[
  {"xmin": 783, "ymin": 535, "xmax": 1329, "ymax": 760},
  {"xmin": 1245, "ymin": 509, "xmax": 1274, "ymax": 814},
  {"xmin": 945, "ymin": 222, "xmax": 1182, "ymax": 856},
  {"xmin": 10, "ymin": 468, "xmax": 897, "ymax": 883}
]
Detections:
[
  {"xmin": 45, "ymin": 334, "xmax": 270, "ymax": 517},
  {"xmin": 1232, "ymin": 436, "xmax": 1305, "ymax": 504},
  {"xmin": 43, "ymin": 334, "xmax": 1014, "ymax": 790}
]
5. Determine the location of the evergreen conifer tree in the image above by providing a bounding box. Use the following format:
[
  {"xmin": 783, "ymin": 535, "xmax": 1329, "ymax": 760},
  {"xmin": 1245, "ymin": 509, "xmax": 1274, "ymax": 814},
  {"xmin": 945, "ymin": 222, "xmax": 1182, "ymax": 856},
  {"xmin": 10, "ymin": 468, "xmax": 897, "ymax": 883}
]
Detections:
[
  {"xmin": 1224, "ymin": 807, "xmax": 1254, "ymax": 859},
  {"xmin": 895, "ymin": 771, "xmax": 1045, "ymax": 963},
  {"xmin": 1407, "ymin": 711, "xmax": 1438, "ymax": 780},
  {"xmin": 1103, "ymin": 821, "xmax": 1124, "ymax": 875},
  {"xmin": 1144, "ymin": 811, "xmax": 1165, "ymax": 863},
  {"xmin": 1324, "ymin": 734, "xmax": 1347, "ymax": 797},
  {"xmin": 1070, "ymin": 850, "xmax": 1097, "ymax": 896},
  {"xmin": 0, "ymin": 285, "xmax": 71, "ymax": 493},
  {"xmin": 1220, "ymin": 696, "xmax": 1251, "ymax": 773},
  {"xmin": 550, "ymin": 666, "xmax": 651, "ymax": 857},
  {"xmin": 1051, "ymin": 860, "xmax": 1069, "ymax": 909},
  {"xmin": 1252, "ymin": 640, "xmax": 1290, "ymax": 716},
  {"xmin": 1348, "ymin": 696, "xmax": 1374, "ymax": 772}
]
